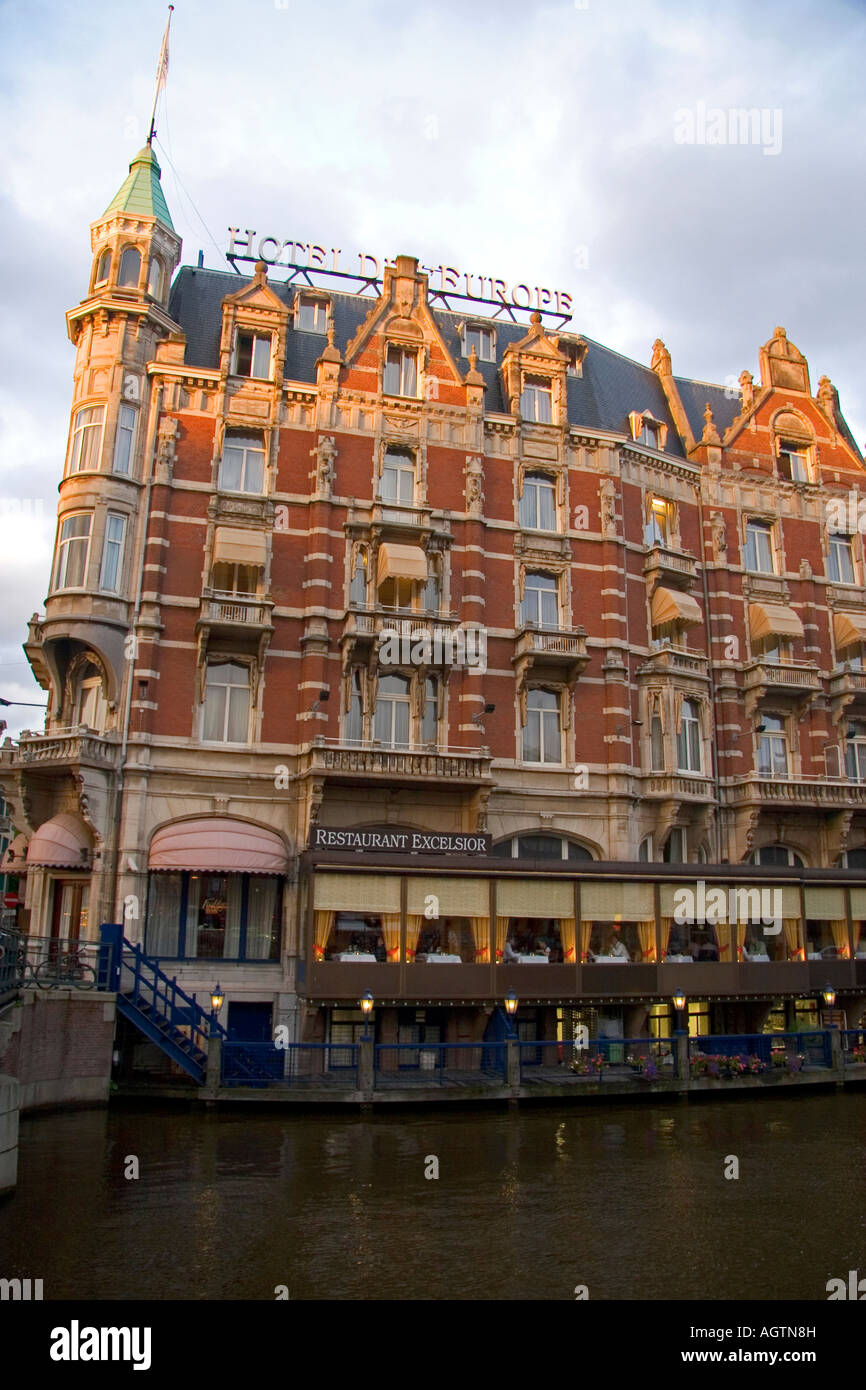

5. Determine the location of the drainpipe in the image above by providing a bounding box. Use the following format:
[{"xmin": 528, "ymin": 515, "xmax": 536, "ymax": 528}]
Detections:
[
  {"xmin": 113, "ymin": 378, "xmax": 164, "ymax": 919},
  {"xmin": 697, "ymin": 491, "xmax": 724, "ymax": 860}
]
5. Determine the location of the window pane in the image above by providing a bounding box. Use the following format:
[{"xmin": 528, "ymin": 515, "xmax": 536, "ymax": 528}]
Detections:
[
  {"xmin": 401, "ymin": 351, "xmax": 417, "ymax": 396},
  {"xmin": 145, "ymin": 873, "xmax": 182, "ymax": 956},
  {"xmin": 538, "ymin": 482, "xmax": 555, "ymax": 530},
  {"xmin": 220, "ymin": 446, "xmax": 243, "ymax": 490},
  {"xmin": 384, "ymin": 349, "xmax": 401, "ymax": 395},
  {"xmin": 244, "ymin": 450, "xmax": 265, "ymax": 493},
  {"xmin": 235, "ymin": 335, "xmax": 252, "ymax": 375},
  {"xmin": 542, "ymin": 709, "xmax": 560, "ymax": 761},
  {"xmin": 252, "ymin": 336, "xmax": 271, "ymax": 378},
  {"xmin": 226, "ymin": 684, "xmax": 250, "ymax": 741},
  {"xmin": 113, "ymin": 406, "xmax": 135, "ymax": 473},
  {"xmin": 118, "ymin": 247, "xmax": 141, "ymax": 287},
  {"xmin": 246, "ymin": 877, "xmax": 280, "ymax": 959},
  {"xmin": 523, "ymin": 712, "xmax": 541, "ymax": 762},
  {"xmin": 203, "ymin": 684, "xmax": 226, "ymax": 741}
]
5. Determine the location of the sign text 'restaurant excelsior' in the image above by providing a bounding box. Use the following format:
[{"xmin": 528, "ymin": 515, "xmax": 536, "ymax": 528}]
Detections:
[
  {"xmin": 227, "ymin": 229, "xmax": 573, "ymax": 318},
  {"xmin": 310, "ymin": 827, "xmax": 492, "ymax": 855}
]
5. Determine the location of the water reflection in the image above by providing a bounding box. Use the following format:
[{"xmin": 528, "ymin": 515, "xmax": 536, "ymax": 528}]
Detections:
[{"xmin": 1, "ymin": 1094, "xmax": 864, "ymax": 1300}]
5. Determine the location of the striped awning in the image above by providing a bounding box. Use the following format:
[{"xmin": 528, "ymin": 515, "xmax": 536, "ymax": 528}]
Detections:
[
  {"xmin": 213, "ymin": 527, "xmax": 267, "ymax": 566},
  {"xmin": 26, "ymin": 814, "xmax": 92, "ymax": 868},
  {"xmin": 148, "ymin": 818, "xmax": 288, "ymax": 873},
  {"xmin": 749, "ymin": 602, "xmax": 804, "ymax": 642},
  {"xmin": 651, "ymin": 586, "xmax": 703, "ymax": 629},
  {"xmin": 833, "ymin": 610, "xmax": 866, "ymax": 651},
  {"xmin": 377, "ymin": 543, "xmax": 427, "ymax": 586}
]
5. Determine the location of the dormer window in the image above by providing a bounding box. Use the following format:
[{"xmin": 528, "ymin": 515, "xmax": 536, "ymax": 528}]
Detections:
[
  {"xmin": 463, "ymin": 324, "xmax": 495, "ymax": 361},
  {"xmin": 296, "ymin": 295, "xmax": 328, "ymax": 333},
  {"xmin": 777, "ymin": 440, "xmax": 811, "ymax": 483},
  {"xmin": 384, "ymin": 345, "xmax": 418, "ymax": 397},
  {"xmin": 630, "ymin": 411, "xmax": 666, "ymax": 450},
  {"xmin": 118, "ymin": 246, "xmax": 141, "ymax": 288},
  {"xmin": 640, "ymin": 421, "xmax": 660, "ymax": 448},
  {"xmin": 233, "ymin": 331, "xmax": 272, "ymax": 380},
  {"xmin": 95, "ymin": 250, "xmax": 111, "ymax": 286},
  {"xmin": 520, "ymin": 375, "xmax": 553, "ymax": 424}
]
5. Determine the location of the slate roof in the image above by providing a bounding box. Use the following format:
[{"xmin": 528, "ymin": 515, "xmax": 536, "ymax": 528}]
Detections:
[{"xmin": 167, "ymin": 266, "xmax": 858, "ymax": 463}]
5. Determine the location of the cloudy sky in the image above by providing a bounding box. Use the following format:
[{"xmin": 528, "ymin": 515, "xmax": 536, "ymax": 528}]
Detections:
[{"xmin": 0, "ymin": 0, "xmax": 863, "ymax": 737}]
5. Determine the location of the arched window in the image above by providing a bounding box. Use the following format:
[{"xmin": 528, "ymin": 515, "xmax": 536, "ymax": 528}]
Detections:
[
  {"xmin": 118, "ymin": 246, "xmax": 141, "ymax": 288},
  {"xmin": 147, "ymin": 257, "xmax": 162, "ymax": 297},
  {"xmin": 374, "ymin": 674, "xmax": 411, "ymax": 748},
  {"xmin": 95, "ymin": 249, "xmax": 111, "ymax": 285},
  {"xmin": 492, "ymin": 834, "xmax": 593, "ymax": 862},
  {"xmin": 749, "ymin": 845, "xmax": 804, "ymax": 868}
]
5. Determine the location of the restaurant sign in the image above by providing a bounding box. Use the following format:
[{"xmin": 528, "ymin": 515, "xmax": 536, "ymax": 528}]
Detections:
[{"xmin": 310, "ymin": 827, "xmax": 491, "ymax": 856}]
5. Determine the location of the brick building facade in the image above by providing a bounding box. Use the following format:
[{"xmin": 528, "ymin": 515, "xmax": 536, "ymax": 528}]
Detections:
[{"xmin": 3, "ymin": 142, "xmax": 866, "ymax": 1054}]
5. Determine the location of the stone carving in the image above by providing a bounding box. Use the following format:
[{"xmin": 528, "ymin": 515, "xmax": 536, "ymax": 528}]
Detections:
[
  {"xmin": 650, "ymin": 339, "xmax": 672, "ymax": 376},
  {"xmin": 739, "ymin": 370, "xmax": 755, "ymax": 413},
  {"xmin": 311, "ymin": 435, "xmax": 337, "ymax": 497},
  {"xmin": 599, "ymin": 479, "xmax": 617, "ymax": 537},
  {"xmin": 711, "ymin": 511, "xmax": 727, "ymax": 557},
  {"xmin": 702, "ymin": 402, "xmax": 721, "ymax": 445}
]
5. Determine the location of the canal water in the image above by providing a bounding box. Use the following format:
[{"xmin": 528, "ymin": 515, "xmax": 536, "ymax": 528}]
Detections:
[{"xmin": 2, "ymin": 1092, "xmax": 865, "ymax": 1301}]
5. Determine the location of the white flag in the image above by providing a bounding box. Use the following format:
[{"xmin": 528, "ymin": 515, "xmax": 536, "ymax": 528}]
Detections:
[{"xmin": 155, "ymin": 10, "xmax": 172, "ymax": 93}]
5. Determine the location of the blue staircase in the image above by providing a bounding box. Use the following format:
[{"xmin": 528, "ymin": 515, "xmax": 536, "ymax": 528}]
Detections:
[{"xmin": 99, "ymin": 924, "xmax": 225, "ymax": 1084}]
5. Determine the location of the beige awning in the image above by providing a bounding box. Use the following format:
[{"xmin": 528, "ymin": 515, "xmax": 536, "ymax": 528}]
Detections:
[
  {"xmin": 149, "ymin": 817, "xmax": 288, "ymax": 873},
  {"xmin": 213, "ymin": 527, "xmax": 267, "ymax": 567},
  {"xmin": 651, "ymin": 586, "xmax": 703, "ymax": 629},
  {"xmin": 834, "ymin": 610, "xmax": 866, "ymax": 650},
  {"xmin": 377, "ymin": 543, "xmax": 427, "ymax": 586},
  {"xmin": 749, "ymin": 602, "xmax": 804, "ymax": 642}
]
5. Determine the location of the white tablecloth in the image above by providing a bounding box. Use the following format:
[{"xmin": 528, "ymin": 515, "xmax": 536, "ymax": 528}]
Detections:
[
  {"xmin": 588, "ymin": 955, "xmax": 629, "ymax": 964},
  {"xmin": 416, "ymin": 953, "xmax": 462, "ymax": 964},
  {"xmin": 744, "ymin": 954, "xmax": 770, "ymax": 962},
  {"xmin": 332, "ymin": 952, "xmax": 377, "ymax": 963},
  {"xmin": 514, "ymin": 954, "xmax": 550, "ymax": 964},
  {"xmin": 665, "ymin": 955, "xmax": 694, "ymax": 963}
]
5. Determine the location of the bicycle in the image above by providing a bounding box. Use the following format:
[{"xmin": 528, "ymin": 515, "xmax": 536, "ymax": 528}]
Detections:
[{"xmin": 35, "ymin": 950, "xmax": 97, "ymax": 989}]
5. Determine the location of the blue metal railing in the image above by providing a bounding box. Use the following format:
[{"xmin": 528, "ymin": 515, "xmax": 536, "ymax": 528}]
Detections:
[
  {"xmin": 222, "ymin": 1040, "xmax": 359, "ymax": 1088},
  {"xmin": 374, "ymin": 1041, "xmax": 507, "ymax": 1084},
  {"xmin": 690, "ymin": 1031, "xmax": 834, "ymax": 1070},
  {"xmin": 522, "ymin": 1036, "xmax": 678, "ymax": 1078},
  {"xmin": 841, "ymin": 1028, "xmax": 866, "ymax": 1065}
]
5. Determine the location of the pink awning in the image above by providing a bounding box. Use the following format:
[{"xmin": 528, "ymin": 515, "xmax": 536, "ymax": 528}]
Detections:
[
  {"xmin": 148, "ymin": 818, "xmax": 288, "ymax": 873},
  {"xmin": 2, "ymin": 832, "xmax": 29, "ymax": 873},
  {"xmin": 26, "ymin": 814, "xmax": 92, "ymax": 868}
]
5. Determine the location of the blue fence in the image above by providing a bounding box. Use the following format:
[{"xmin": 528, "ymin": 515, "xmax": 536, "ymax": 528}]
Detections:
[
  {"xmin": 690, "ymin": 1031, "xmax": 834, "ymax": 1070},
  {"xmin": 222, "ymin": 1040, "xmax": 360, "ymax": 1088},
  {"xmin": 374, "ymin": 1041, "xmax": 507, "ymax": 1084},
  {"xmin": 841, "ymin": 1029, "xmax": 866, "ymax": 1065},
  {"xmin": 522, "ymin": 1036, "xmax": 679, "ymax": 1079}
]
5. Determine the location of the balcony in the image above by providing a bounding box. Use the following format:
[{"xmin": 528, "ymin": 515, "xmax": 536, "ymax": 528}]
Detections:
[
  {"xmin": 643, "ymin": 773, "xmax": 715, "ymax": 803},
  {"xmin": 643, "ymin": 545, "xmax": 697, "ymax": 590},
  {"xmin": 299, "ymin": 737, "xmax": 493, "ymax": 788},
  {"xmin": 341, "ymin": 608, "xmax": 462, "ymax": 665},
  {"xmin": 202, "ymin": 591, "xmax": 273, "ymax": 627},
  {"xmin": 636, "ymin": 645, "xmax": 709, "ymax": 680},
  {"xmin": 512, "ymin": 625, "xmax": 589, "ymax": 684},
  {"xmin": 830, "ymin": 666, "xmax": 866, "ymax": 701},
  {"xmin": 722, "ymin": 774, "xmax": 866, "ymax": 809},
  {"xmin": 743, "ymin": 659, "xmax": 821, "ymax": 716},
  {"xmin": 11, "ymin": 728, "xmax": 121, "ymax": 770}
]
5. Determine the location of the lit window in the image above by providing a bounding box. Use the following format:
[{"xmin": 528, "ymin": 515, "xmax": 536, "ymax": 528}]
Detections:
[
  {"xmin": 233, "ymin": 331, "xmax": 272, "ymax": 379},
  {"xmin": 846, "ymin": 724, "xmax": 866, "ymax": 783},
  {"xmin": 828, "ymin": 534, "xmax": 856, "ymax": 585},
  {"xmin": 520, "ymin": 376, "xmax": 553, "ymax": 423},
  {"xmin": 68, "ymin": 406, "xmax": 105, "ymax": 474},
  {"xmin": 645, "ymin": 496, "xmax": 671, "ymax": 547},
  {"xmin": 384, "ymin": 346, "xmax": 418, "ymax": 397},
  {"xmin": 297, "ymin": 297, "xmax": 328, "ymax": 333},
  {"xmin": 745, "ymin": 519, "xmax": 776, "ymax": 574},
  {"xmin": 113, "ymin": 405, "xmax": 137, "ymax": 475},
  {"xmin": 676, "ymin": 699, "xmax": 701, "ymax": 772},
  {"xmin": 521, "ymin": 572, "xmax": 559, "ymax": 628},
  {"xmin": 778, "ymin": 440, "xmax": 810, "ymax": 482},
  {"xmin": 99, "ymin": 513, "xmax": 126, "ymax": 593},
  {"xmin": 380, "ymin": 447, "xmax": 415, "ymax": 504},
  {"xmin": 118, "ymin": 246, "xmax": 141, "ymax": 288},
  {"xmin": 522, "ymin": 688, "xmax": 561, "ymax": 764},
  {"xmin": 374, "ymin": 673, "xmax": 411, "ymax": 747},
  {"xmin": 377, "ymin": 576, "xmax": 415, "ymax": 612},
  {"xmin": 54, "ymin": 513, "xmax": 92, "ymax": 590},
  {"xmin": 202, "ymin": 662, "xmax": 251, "ymax": 743},
  {"xmin": 519, "ymin": 473, "xmax": 557, "ymax": 531},
  {"xmin": 147, "ymin": 258, "xmax": 162, "ymax": 298},
  {"xmin": 219, "ymin": 431, "xmax": 266, "ymax": 493},
  {"xmin": 95, "ymin": 250, "xmax": 111, "ymax": 285},
  {"xmin": 463, "ymin": 325, "xmax": 495, "ymax": 361},
  {"xmin": 757, "ymin": 716, "xmax": 788, "ymax": 777}
]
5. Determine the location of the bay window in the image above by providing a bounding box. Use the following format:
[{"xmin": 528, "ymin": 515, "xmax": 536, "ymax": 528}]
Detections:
[{"xmin": 54, "ymin": 512, "xmax": 92, "ymax": 590}]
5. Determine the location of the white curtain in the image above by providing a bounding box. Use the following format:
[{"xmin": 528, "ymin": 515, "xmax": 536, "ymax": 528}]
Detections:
[
  {"xmin": 146, "ymin": 874, "xmax": 182, "ymax": 956},
  {"xmin": 246, "ymin": 876, "xmax": 278, "ymax": 959}
]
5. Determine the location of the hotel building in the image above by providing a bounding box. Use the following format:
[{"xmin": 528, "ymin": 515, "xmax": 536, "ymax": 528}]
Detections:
[{"xmin": 3, "ymin": 142, "xmax": 866, "ymax": 1064}]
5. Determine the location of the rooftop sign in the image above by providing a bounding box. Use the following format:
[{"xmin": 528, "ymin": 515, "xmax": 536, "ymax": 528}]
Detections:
[{"xmin": 226, "ymin": 228, "xmax": 573, "ymax": 325}]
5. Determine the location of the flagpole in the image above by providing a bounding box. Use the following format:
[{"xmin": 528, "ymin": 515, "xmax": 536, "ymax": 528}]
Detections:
[{"xmin": 147, "ymin": 5, "xmax": 174, "ymax": 146}]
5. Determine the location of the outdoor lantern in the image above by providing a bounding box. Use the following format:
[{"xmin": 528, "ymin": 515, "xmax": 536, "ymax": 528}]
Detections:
[
  {"xmin": 210, "ymin": 983, "xmax": 225, "ymax": 1013},
  {"xmin": 672, "ymin": 990, "xmax": 687, "ymax": 1013},
  {"xmin": 504, "ymin": 991, "xmax": 518, "ymax": 1016},
  {"xmin": 822, "ymin": 983, "xmax": 836, "ymax": 1008},
  {"xmin": 360, "ymin": 990, "xmax": 374, "ymax": 1017}
]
